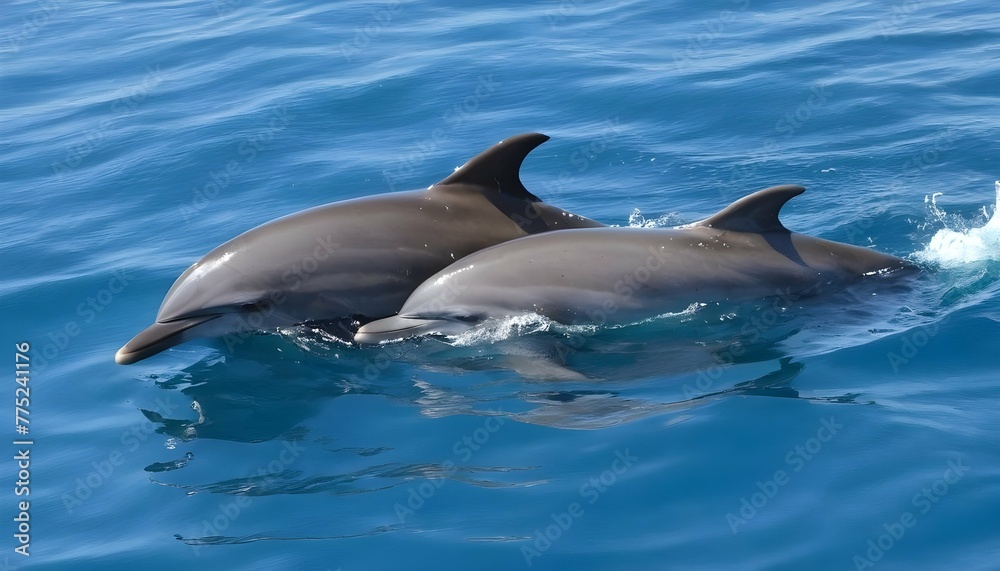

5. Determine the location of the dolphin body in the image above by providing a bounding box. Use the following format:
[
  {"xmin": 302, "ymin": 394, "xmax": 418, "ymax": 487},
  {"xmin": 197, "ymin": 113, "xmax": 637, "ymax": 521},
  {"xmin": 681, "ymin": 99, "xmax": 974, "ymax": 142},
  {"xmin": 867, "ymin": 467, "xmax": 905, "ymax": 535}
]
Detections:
[
  {"xmin": 115, "ymin": 133, "xmax": 604, "ymax": 365},
  {"xmin": 354, "ymin": 185, "xmax": 918, "ymax": 344}
]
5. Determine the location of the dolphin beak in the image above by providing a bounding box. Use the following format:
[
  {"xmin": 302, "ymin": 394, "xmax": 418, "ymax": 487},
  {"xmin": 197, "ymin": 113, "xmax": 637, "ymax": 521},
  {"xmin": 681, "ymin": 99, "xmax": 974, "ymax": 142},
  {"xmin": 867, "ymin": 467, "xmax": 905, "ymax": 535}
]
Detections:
[
  {"xmin": 354, "ymin": 315, "xmax": 454, "ymax": 345},
  {"xmin": 115, "ymin": 314, "xmax": 221, "ymax": 365}
]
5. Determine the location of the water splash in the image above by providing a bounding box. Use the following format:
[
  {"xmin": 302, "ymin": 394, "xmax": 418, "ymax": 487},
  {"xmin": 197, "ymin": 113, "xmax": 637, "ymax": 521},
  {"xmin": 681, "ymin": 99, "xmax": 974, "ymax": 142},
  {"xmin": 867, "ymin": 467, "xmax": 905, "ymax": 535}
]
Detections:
[
  {"xmin": 449, "ymin": 313, "xmax": 560, "ymax": 346},
  {"xmin": 626, "ymin": 208, "xmax": 685, "ymax": 228},
  {"xmin": 445, "ymin": 303, "xmax": 709, "ymax": 348},
  {"xmin": 917, "ymin": 181, "xmax": 1000, "ymax": 267}
]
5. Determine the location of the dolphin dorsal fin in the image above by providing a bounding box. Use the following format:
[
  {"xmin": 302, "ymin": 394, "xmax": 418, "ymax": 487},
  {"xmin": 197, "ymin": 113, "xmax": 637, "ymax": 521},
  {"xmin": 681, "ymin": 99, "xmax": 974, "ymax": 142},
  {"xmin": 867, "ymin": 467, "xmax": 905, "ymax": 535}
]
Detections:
[
  {"xmin": 434, "ymin": 133, "xmax": 548, "ymax": 202},
  {"xmin": 694, "ymin": 185, "xmax": 806, "ymax": 233}
]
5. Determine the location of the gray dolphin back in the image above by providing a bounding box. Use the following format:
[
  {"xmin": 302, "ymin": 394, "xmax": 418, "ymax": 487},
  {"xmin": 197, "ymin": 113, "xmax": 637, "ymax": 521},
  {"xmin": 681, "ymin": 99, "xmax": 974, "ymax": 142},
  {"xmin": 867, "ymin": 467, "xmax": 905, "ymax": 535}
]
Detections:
[
  {"xmin": 354, "ymin": 185, "xmax": 917, "ymax": 344},
  {"xmin": 116, "ymin": 133, "xmax": 602, "ymax": 364}
]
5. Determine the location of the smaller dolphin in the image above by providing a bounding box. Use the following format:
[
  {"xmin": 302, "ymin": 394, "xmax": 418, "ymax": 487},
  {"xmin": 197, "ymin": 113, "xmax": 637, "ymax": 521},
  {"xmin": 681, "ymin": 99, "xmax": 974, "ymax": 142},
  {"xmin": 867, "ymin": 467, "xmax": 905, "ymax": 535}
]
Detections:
[
  {"xmin": 354, "ymin": 185, "xmax": 918, "ymax": 344},
  {"xmin": 116, "ymin": 133, "xmax": 603, "ymax": 365}
]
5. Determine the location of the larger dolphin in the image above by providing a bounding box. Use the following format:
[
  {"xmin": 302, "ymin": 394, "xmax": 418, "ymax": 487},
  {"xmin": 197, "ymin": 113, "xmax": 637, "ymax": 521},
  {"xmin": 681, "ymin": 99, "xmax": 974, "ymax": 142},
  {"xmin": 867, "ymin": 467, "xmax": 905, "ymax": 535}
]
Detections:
[
  {"xmin": 116, "ymin": 133, "xmax": 603, "ymax": 365},
  {"xmin": 354, "ymin": 185, "xmax": 918, "ymax": 344}
]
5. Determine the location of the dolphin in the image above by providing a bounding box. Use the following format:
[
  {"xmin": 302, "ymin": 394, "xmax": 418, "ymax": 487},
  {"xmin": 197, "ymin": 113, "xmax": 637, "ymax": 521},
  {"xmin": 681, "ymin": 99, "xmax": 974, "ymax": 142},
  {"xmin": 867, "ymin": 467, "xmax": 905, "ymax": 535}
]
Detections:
[
  {"xmin": 354, "ymin": 185, "xmax": 918, "ymax": 344},
  {"xmin": 115, "ymin": 133, "xmax": 604, "ymax": 365}
]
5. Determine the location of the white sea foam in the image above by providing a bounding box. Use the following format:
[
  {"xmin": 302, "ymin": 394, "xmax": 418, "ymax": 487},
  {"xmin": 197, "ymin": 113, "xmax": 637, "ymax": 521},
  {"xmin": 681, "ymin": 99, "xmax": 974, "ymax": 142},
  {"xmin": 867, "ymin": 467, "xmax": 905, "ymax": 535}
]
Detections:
[
  {"xmin": 916, "ymin": 181, "xmax": 1000, "ymax": 268},
  {"xmin": 449, "ymin": 313, "xmax": 558, "ymax": 346},
  {"xmin": 626, "ymin": 208, "xmax": 685, "ymax": 228}
]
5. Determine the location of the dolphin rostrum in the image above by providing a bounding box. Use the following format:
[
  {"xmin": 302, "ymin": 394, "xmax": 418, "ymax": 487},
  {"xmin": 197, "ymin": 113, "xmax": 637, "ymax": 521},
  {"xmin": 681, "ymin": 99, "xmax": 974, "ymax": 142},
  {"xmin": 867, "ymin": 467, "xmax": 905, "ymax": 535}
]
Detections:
[
  {"xmin": 116, "ymin": 133, "xmax": 603, "ymax": 364},
  {"xmin": 354, "ymin": 185, "xmax": 918, "ymax": 344}
]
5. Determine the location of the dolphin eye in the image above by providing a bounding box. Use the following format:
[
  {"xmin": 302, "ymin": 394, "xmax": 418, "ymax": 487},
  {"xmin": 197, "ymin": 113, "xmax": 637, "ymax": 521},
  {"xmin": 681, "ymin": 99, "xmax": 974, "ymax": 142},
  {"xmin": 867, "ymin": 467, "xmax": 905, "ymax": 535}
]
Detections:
[{"xmin": 452, "ymin": 314, "xmax": 481, "ymax": 323}]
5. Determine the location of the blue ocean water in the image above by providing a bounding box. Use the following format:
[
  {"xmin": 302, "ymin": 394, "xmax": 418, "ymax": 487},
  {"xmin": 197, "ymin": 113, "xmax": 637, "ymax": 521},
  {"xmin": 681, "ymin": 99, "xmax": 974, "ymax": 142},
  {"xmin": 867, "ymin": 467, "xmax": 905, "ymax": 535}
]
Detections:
[{"xmin": 2, "ymin": 0, "xmax": 999, "ymax": 569}]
